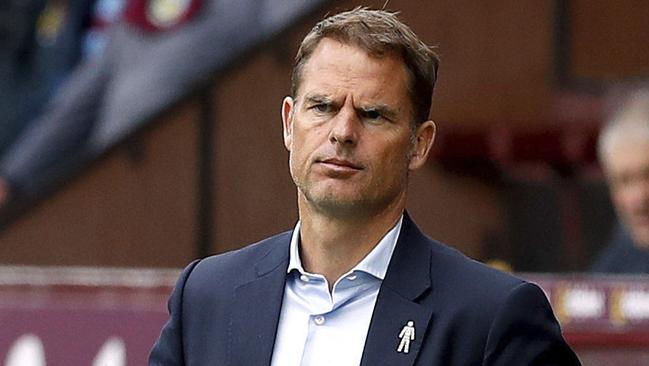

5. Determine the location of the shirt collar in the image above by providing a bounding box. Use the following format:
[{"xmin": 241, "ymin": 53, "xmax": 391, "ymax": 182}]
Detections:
[{"xmin": 287, "ymin": 215, "xmax": 403, "ymax": 280}]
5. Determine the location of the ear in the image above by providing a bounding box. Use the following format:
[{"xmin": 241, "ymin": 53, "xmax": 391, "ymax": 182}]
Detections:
[
  {"xmin": 408, "ymin": 120, "xmax": 436, "ymax": 170},
  {"xmin": 281, "ymin": 96, "xmax": 294, "ymax": 151}
]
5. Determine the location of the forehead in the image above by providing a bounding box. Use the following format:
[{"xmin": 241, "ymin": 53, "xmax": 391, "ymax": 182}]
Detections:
[
  {"xmin": 297, "ymin": 39, "xmax": 411, "ymax": 106},
  {"xmin": 604, "ymin": 141, "xmax": 649, "ymax": 175}
]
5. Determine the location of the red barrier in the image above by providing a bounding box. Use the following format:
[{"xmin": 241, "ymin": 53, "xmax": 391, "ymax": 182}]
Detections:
[
  {"xmin": 0, "ymin": 266, "xmax": 177, "ymax": 366},
  {"xmin": 524, "ymin": 274, "xmax": 649, "ymax": 365},
  {"xmin": 1, "ymin": 267, "xmax": 648, "ymax": 365}
]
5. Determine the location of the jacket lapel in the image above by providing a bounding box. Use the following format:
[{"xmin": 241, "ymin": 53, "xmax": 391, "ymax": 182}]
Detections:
[
  {"xmin": 228, "ymin": 234, "xmax": 291, "ymax": 366},
  {"xmin": 361, "ymin": 214, "xmax": 435, "ymax": 366}
]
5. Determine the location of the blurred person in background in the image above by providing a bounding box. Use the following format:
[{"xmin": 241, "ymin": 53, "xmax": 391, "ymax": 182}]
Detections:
[
  {"xmin": 591, "ymin": 89, "xmax": 649, "ymax": 273},
  {"xmin": 0, "ymin": 0, "xmax": 47, "ymax": 156},
  {"xmin": 0, "ymin": 0, "xmax": 306, "ymax": 214},
  {"xmin": 0, "ymin": 0, "xmax": 109, "ymax": 155},
  {"xmin": 0, "ymin": 0, "xmax": 124, "ymax": 209}
]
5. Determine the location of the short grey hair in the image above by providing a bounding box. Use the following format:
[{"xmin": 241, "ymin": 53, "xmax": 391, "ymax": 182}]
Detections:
[
  {"xmin": 598, "ymin": 88, "xmax": 649, "ymax": 164},
  {"xmin": 291, "ymin": 7, "xmax": 439, "ymax": 126}
]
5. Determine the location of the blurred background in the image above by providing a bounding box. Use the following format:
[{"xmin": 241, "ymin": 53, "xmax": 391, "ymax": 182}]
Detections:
[{"xmin": 0, "ymin": 0, "xmax": 648, "ymax": 364}]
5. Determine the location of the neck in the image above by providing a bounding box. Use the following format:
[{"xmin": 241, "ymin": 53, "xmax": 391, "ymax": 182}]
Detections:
[{"xmin": 297, "ymin": 194, "xmax": 406, "ymax": 289}]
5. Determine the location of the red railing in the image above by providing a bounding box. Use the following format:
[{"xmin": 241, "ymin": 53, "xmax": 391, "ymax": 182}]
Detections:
[
  {"xmin": 1, "ymin": 267, "xmax": 648, "ymax": 365},
  {"xmin": 524, "ymin": 274, "xmax": 649, "ymax": 365}
]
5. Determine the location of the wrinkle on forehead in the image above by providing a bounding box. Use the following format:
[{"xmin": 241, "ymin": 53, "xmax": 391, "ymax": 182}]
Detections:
[{"xmin": 296, "ymin": 38, "xmax": 411, "ymax": 118}]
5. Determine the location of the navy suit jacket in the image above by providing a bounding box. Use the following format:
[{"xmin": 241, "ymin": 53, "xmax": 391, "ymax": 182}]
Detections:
[{"xmin": 150, "ymin": 215, "xmax": 580, "ymax": 365}]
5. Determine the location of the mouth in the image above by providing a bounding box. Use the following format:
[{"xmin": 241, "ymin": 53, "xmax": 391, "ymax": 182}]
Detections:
[
  {"xmin": 632, "ymin": 213, "xmax": 649, "ymax": 226},
  {"xmin": 626, "ymin": 209, "xmax": 649, "ymax": 231},
  {"xmin": 316, "ymin": 158, "xmax": 364, "ymax": 174}
]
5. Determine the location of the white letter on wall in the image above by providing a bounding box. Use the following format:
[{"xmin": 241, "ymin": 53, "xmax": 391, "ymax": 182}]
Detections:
[
  {"xmin": 92, "ymin": 337, "xmax": 126, "ymax": 366},
  {"xmin": 5, "ymin": 334, "xmax": 46, "ymax": 366}
]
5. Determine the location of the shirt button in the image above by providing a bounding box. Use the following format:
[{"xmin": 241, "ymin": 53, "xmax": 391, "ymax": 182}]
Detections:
[
  {"xmin": 314, "ymin": 315, "xmax": 325, "ymax": 325},
  {"xmin": 347, "ymin": 274, "xmax": 357, "ymax": 281},
  {"xmin": 300, "ymin": 274, "xmax": 310, "ymax": 282}
]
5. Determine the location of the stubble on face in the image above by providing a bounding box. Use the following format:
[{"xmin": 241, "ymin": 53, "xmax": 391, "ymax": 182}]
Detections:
[{"xmin": 283, "ymin": 39, "xmax": 416, "ymax": 219}]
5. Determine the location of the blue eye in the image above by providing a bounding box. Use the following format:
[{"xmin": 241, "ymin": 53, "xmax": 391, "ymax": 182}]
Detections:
[{"xmin": 311, "ymin": 103, "xmax": 332, "ymax": 113}]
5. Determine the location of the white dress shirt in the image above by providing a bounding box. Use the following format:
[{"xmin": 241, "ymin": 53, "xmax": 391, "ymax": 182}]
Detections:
[{"xmin": 270, "ymin": 216, "xmax": 403, "ymax": 366}]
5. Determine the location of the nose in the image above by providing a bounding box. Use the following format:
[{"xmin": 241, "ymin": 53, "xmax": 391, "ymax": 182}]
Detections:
[
  {"xmin": 328, "ymin": 105, "xmax": 359, "ymax": 147},
  {"xmin": 619, "ymin": 176, "xmax": 649, "ymax": 213}
]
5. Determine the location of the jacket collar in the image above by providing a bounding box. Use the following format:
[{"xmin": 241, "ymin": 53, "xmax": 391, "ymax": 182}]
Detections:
[
  {"xmin": 229, "ymin": 232, "xmax": 291, "ymax": 366},
  {"xmin": 381, "ymin": 212, "xmax": 432, "ymax": 300},
  {"xmin": 228, "ymin": 212, "xmax": 435, "ymax": 366},
  {"xmin": 361, "ymin": 212, "xmax": 435, "ymax": 366}
]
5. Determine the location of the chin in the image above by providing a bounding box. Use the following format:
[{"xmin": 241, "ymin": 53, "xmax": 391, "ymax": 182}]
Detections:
[
  {"xmin": 633, "ymin": 231, "xmax": 649, "ymax": 249},
  {"xmin": 310, "ymin": 194, "xmax": 364, "ymax": 210},
  {"xmin": 304, "ymin": 191, "xmax": 376, "ymax": 215}
]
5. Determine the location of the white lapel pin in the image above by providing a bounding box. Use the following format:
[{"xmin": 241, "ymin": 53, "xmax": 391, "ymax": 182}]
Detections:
[{"xmin": 397, "ymin": 320, "xmax": 415, "ymax": 354}]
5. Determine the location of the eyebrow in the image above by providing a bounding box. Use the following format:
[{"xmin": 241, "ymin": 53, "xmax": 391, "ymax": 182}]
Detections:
[
  {"xmin": 359, "ymin": 104, "xmax": 399, "ymax": 121},
  {"xmin": 301, "ymin": 93, "xmax": 400, "ymax": 121},
  {"xmin": 302, "ymin": 94, "xmax": 335, "ymax": 106}
]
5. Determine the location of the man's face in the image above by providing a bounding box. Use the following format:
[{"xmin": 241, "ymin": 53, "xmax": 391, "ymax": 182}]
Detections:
[
  {"xmin": 603, "ymin": 141, "xmax": 649, "ymax": 248},
  {"xmin": 282, "ymin": 39, "xmax": 435, "ymax": 217}
]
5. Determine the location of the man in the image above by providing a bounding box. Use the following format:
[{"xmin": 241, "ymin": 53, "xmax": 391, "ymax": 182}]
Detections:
[
  {"xmin": 150, "ymin": 8, "xmax": 580, "ymax": 365},
  {"xmin": 591, "ymin": 89, "xmax": 649, "ymax": 273}
]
